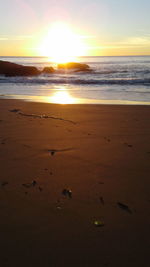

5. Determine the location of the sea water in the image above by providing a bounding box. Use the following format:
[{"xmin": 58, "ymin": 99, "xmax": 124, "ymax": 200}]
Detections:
[{"xmin": 0, "ymin": 56, "xmax": 150, "ymax": 104}]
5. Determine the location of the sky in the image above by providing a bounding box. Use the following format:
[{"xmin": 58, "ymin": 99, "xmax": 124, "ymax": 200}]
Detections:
[{"xmin": 0, "ymin": 0, "xmax": 150, "ymax": 56}]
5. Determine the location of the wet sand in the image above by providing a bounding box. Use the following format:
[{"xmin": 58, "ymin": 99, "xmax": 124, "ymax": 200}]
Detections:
[{"xmin": 0, "ymin": 99, "xmax": 150, "ymax": 267}]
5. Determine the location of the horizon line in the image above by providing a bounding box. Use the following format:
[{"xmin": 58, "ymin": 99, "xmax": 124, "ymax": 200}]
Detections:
[{"xmin": 0, "ymin": 54, "xmax": 150, "ymax": 58}]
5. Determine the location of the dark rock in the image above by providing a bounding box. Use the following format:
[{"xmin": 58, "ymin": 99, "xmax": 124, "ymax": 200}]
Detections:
[
  {"xmin": 57, "ymin": 62, "xmax": 91, "ymax": 72},
  {"xmin": 0, "ymin": 60, "xmax": 40, "ymax": 76},
  {"xmin": 42, "ymin": 67, "xmax": 55, "ymax": 74}
]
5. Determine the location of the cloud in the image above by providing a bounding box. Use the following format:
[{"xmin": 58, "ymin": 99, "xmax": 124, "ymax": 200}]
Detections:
[
  {"xmin": 0, "ymin": 37, "xmax": 9, "ymax": 41},
  {"xmin": 87, "ymin": 35, "xmax": 150, "ymax": 51},
  {"xmin": 121, "ymin": 36, "xmax": 150, "ymax": 47},
  {"xmin": 0, "ymin": 35, "xmax": 33, "ymax": 41}
]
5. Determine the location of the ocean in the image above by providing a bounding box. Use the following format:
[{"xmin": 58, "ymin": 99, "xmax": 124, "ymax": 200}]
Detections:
[{"xmin": 0, "ymin": 56, "xmax": 150, "ymax": 104}]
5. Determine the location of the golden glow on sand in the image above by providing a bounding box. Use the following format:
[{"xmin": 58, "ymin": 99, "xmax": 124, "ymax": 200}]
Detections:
[
  {"xmin": 49, "ymin": 89, "xmax": 76, "ymax": 104},
  {"xmin": 40, "ymin": 23, "xmax": 86, "ymax": 63}
]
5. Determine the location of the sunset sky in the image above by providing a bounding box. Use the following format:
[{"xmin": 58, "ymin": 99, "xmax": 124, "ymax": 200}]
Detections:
[{"xmin": 0, "ymin": 0, "xmax": 150, "ymax": 57}]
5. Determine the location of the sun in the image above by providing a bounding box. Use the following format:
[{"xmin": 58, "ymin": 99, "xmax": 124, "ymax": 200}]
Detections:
[{"xmin": 40, "ymin": 22, "xmax": 86, "ymax": 63}]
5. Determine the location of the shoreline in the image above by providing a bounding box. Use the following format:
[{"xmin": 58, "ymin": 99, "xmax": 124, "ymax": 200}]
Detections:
[
  {"xmin": 0, "ymin": 99, "xmax": 150, "ymax": 266},
  {"xmin": 1, "ymin": 55, "xmax": 150, "ymax": 106},
  {"xmin": 1, "ymin": 95, "xmax": 150, "ymax": 105}
]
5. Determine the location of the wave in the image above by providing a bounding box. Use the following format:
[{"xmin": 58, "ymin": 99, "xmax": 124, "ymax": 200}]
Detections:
[{"xmin": 0, "ymin": 76, "xmax": 150, "ymax": 86}]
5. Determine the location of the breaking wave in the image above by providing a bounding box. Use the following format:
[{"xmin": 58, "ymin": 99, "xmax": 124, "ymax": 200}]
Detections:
[{"xmin": 0, "ymin": 76, "xmax": 150, "ymax": 86}]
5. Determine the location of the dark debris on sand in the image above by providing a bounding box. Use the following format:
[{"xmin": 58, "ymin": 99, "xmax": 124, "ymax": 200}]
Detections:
[
  {"xmin": 62, "ymin": 188, "xmax": 72, "ymax": 198},
  {"xmin": 94, "ymin": 220, "xmax": 105, "ymax": 227},
  {"xmin": 1, "ymin": 182, "xmax": 8, "ymax": 186},
  {"xmin": 9, "ymin": 109, "xmax": 20, "ymax": 113},
  {"xmin": 48, "ymin": 148, "xmax": 73, "ymax": 156},
  {"xmin": 100, "ymin": 196, "xmax": 105, "ymax": 205},
  {"xmin": 124, "ymin": 142, "xmax": 133, "ymax": 148},
  {"xmin": 117, "ymin": 202, "xmax": 132, "ymax": 214},
  {"xmin": 22, "ymin": 180, "xmax": 37, "ymax": 188}
]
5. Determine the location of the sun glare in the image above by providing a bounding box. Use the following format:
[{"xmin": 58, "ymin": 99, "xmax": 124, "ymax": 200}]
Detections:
[{"xmin": 40, "ymin": 23, "xmax": 86, "ymax": 63}]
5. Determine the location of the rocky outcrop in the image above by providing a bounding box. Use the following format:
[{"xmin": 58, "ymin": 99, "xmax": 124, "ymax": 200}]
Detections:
[
  {"xmin": 0, "ymin": 60, "xmax": 91, "ymax": 76},
  {"xmin": 42, "ymin": 67, "xmax": 55, "ymax": 74},
  {"xmin": 57, "ymin": 62, "xmax": 91, "ymax": 72},
  {"xmin": 0, "ymin": 60, "xmax": 40, "ymax": 76}
]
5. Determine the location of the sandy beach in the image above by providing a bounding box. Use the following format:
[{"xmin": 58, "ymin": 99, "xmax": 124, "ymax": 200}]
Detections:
[{"xmin": 0, "ymin": 99, "xmax": 150, "ymax": 267}]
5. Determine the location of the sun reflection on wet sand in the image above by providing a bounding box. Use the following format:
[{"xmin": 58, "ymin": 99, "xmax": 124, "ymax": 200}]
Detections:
[
  {"xmin": 49, "ymin": 91, "xmax": 76, "ymax": 104},
  {"xmin": 3, "ymin": 93, "xmax": 150, "ymax": 105},
  {"xmin": 45, "ymin": 88, "xmax": 80, "ymax": 104}
]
